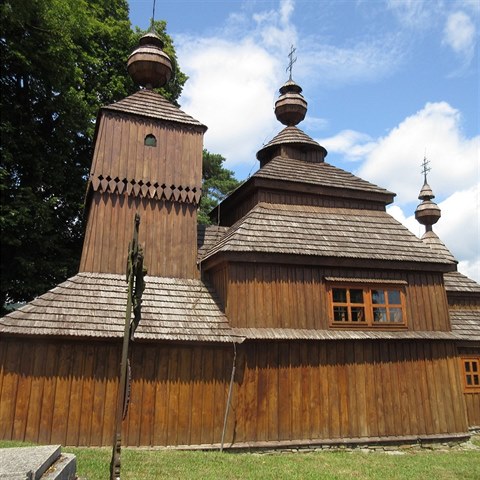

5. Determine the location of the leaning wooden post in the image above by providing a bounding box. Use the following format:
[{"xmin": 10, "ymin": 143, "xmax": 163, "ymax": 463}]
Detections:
[{"xmin": 110, "ymin": 213, "xmax": 146, "ymax": 480}]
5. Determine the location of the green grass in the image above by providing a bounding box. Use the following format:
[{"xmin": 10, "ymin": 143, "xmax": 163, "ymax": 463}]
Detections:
[{"xmin": 2, "ymin": 440, "xmax": 479, "ymax": 480}]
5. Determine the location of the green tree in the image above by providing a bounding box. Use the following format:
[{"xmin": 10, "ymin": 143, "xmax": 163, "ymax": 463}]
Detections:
[
  {"xmin": 0, "ymin": 0, "xmax": 186, "ymax": 311},
  {"xmin": 199, "ymin": 150, "xmax": 242, "ymax": 225}
]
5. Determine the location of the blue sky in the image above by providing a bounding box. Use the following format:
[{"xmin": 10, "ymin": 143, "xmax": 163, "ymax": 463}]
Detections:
[{"xmin": 128, "ymin": 0, "xmax": 479, "ymax": 281}]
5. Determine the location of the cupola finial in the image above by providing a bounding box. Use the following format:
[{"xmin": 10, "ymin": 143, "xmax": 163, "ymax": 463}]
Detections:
[
  {"xmin": 127, "ymin": 5, "xmax": 172, "ymax": 90},
  {"xmin": 274, "ymin": 46, "xmax": 307, "ymax": 126},
  {"xmin": 415, "ymin": 156, "xmax": 441, "ymax": 232}
]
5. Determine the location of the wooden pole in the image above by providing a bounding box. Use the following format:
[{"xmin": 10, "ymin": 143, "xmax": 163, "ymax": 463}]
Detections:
[{"xmin": 110, "ymin": 213, "xmax": 144, "ymax": 480}]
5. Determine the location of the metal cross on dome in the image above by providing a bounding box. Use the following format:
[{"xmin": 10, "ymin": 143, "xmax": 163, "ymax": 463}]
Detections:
[
  {"xmin": 286, "ymin": 45, "xmax": 297, "ymax": 80},
  {"xmin": 421, "ymin": 155, "xmax": 431, "ymax": 182}
]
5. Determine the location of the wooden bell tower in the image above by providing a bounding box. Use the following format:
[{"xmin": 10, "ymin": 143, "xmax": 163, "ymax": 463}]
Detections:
[{"xmin": 79, "ymin": 32, "xmax": 207, "ymax": 279}]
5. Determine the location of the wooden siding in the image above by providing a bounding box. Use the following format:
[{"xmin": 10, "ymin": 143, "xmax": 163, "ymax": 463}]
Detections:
[
  {"xmin": 458, "ymin": 346, "xmax": 480, "ymax": 427},
  {"xmin": 91, "ymin": 112, "xmax": 203, "ymax": 190},
  {"xmin": 211, "ymin": 263, "xmax": 451, "ymax": 332},
  {"xmin": 220, "ymin": 190, "xmax": 385, "ymax": 227},
  {"xmin": 80, "ymin": 193, "xmax": 198, "ymax": 278},
  {"xmin": 0, "ymin": 337, "xmax": 467, "ymax": 447}
]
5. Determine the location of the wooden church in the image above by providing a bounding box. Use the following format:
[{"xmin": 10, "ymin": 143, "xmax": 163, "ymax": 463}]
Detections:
[{"xmin": 1, "ymin": 31, "xmax": 479, "ymax": 449}]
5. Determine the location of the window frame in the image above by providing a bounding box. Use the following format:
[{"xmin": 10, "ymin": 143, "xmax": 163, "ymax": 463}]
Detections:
[
  {"xmin": 144, "ymin": 133, "xmax": 157, "ymax": 147},
  {"xmin": 327, "ymin": 283, "xmax": 407, "ymax": 329},
  {"xmin": 460, "ymin": 356, "xmax": 480, "ymax": 393}
]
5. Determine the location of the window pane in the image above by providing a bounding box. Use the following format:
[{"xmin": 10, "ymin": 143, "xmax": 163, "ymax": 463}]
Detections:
[
  {"xmin": 466, "ymin": 375, "xmax": 472, "ymax": 386},
  {"xmin": 350, "ymin": 289, "xmax": 364, "ymax": 304},
  {"xmin": 333, "ymin": 306, "xmax": 348, "ymax": 322},
  {"xmin": 351, "ymin": 307, "xmax": 365, "ymax": 322},
  {"xmin": 473, "ymin": 375, "xmax": 479, "ymax": 386},
  {"xmin": 472, "ymin": 362, "xmax": 478, "ymax": 373},
  {"xmin": 465, "ymin": 362, "xmax": 471, "ymax": 372},
  {"xmin": 144, "ymin": 134, "xmax": 157, "ymax": 147},
  {"xmin": 333, "ymin": 288, "xmax": 347, "ymax": 303},
  {"xmin": 372, "ymin": 290, "xmax": 385, "ymax": 304},
  {"xmin": 388, "ymin": 308, "xmax": 403, "ymax": 323},
  {"xmin": 373, "ymin": 307, "xmax": 387, "ymax": 322},
  {"xmin": 388, "ymin": 290, "xmax": 401, "ymax": 304}
]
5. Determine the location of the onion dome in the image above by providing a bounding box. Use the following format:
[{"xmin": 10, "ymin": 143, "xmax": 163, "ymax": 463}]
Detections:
[
  {"xmin": 415, "ymin": 180, "xmax": 441, "ymax": 231},
  {"xmin": 127, "ymin": 32, "xmax": 172, "ymax": 89},
  {"xmin": 274, "ymin": 80, "xmax": 308, "ymax": 126}
]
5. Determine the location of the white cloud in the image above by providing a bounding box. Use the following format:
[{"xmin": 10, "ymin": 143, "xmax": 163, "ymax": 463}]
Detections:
[
  {"xmin": 356, "ymin": 102, "xmax": 479, "ymax": 206},
  {"xmin": 319, "ymin": 130, "xmax": 377, "ymax": 161},
  {"xmin": 443, "ymin": 11, "xmax": 476, "ymax": 62},
  {"xmin": 175, "ymin": 0, "xmax": 410, "ymax": 172},
  {"xmin": 386, "ymin": 0, "xmax": 436, "ymax": 28},
  {"xmin": 387, "ymin": 185, "xmax": 480, "ymax": 282},
  {"xmin": 330, "ymin": 102, "xmax": 480, "ymax": 281}
]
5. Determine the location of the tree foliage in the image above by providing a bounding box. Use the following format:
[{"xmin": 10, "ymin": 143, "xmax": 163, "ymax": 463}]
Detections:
[
  {"xmin": 0, "ymin": 0, "xmax": 186, "ymax": 310},
  {"xmin": 199, "ymin": 150, "xmax": 242, "ymax": 225}
]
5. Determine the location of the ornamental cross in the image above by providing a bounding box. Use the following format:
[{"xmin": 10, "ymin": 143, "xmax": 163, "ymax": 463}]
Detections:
[
  {"xmin": 421, "ymin": 155, "xmax": 431, "ymax": 182},
  {"xmin": 286, "ymin": 45, "xmax": 297, "ymax": 80}
]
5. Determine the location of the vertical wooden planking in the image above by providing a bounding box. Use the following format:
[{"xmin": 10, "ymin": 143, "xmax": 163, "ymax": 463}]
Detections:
[
  {"xmin": 38, "ymin": 343, "xmax": 59, "ymax": 444},
  {"xmin": 363, "ymin": 342, "xmax": 378, "ymax": 437},
  {"xmin": 213, "ymin": 348, "xmax": 230, "ymax": 443},
  {"xmin": 50, "ymin": 344, "xmax": 74, "ymax": 445},
  {"xmin": 278, "ymin": 341, "xmax": 291, "ymax": 440},
  {"xmin": 12, "ymin": 342, "xmax": 33, "ymax": 441},
  {"xmin": 101, "ymin": 344, "xmax": 119, "ymax": 446},
  {"xmin": 402, "ymin": 342, "xmax": 418, "ymax": 435},
  {"xmin": 327, "ymin": 343, "xmax": 340, "ymax": 438},
  {"xmin": 318, "ymin": 343, "xmax": 329, "ymax": 438},
  {"xmin": 445, "ymin": 344, "xmax": 467, "ymax": 433},
  {"xmin": 78, "ymin": 344, "xmax": 95, "ymax": 446},
  {"xmin": 346, "ymin": 342, "xmax": 358, "ymax": 438},
  {"xmin": 308, "ymin": 343, "xmax": 321, "ymax": 439},
  {"xmin": 256, "ymin": 344, "xmax": 268, "ymax": 441},
  {"xmin": 177, "ymin": 346, "xmax": 193, "ymax": 445},
  {"xmin": 290, "ymin": 343, "xmax": 302, "ymax": 440},
  {"xmin": 200, "ymin": 348, "xmax": 214, "ymax": 445},
  {"xmin": 396, "ymin": 343, "xmax": 411, "ymax": 435},
  {"xmin": 153, "ymin": 345, "xmax": 169, "ymax": 446},
  {"xmin": 25, "ymin": 343, "xmax": 47, "ymax": 444},
  {"xmin": 299, "ymin": 343, "xmax": 311, "ymax": 438},
  {"xmin": 166, "ymin": 347, "xmax": 179, "ymax": 446},
  {"xmin": 189, "ymin": 346, "xmax": 203, "ymax": 445},
  {"xmin": 336, "ymin": 342, "xmax": 349, "ymax": 438}
]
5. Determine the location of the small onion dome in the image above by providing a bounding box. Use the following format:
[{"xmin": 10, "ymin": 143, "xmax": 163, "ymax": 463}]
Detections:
[
  {"xmin": 415, "ymin": 199, "xmax": 441, "ymax": 227},
  {"xmin": 127, "ymin": 32, "xmax": 172, "ymax": 89},
  {"xmin": 274, "ymin": 79, "xmax": 308, "ymax": 126}
]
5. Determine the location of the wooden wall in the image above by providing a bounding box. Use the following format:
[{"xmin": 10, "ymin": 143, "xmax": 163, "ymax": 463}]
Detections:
[
  {"xmin": 0, "ymin": 337, "xmax": 468, "ymax": 447},
  {"xmin": 209, "ymin": 263, "xmax": 451, "ymax": 331},
  {"xmin": 220, "ymin": 189, "xmax": 384, "ymax": 227},
  {"xmin": 92, "ymin": 113, "xmax": 203, "ymax": 189},
  {"xmin": 80, "ymin": 193, "xmax": 199, "ymax": 279}
]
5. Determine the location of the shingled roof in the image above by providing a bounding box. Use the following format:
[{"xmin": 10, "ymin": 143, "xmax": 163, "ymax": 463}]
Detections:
[
  {"xmin": 422, "ymin": 231, "xmax": 457, "ymax": 263},
  {"xmin": 253, "ymin": 156, "xmax": 394, "ymax": 198},
  {"xmin": 444, "ymin": 271, "xmax": 480, "ymax": 293},
  {"xmin": 450, "ymin": 310, "xmax": 480, "ymax": 341},
  {"xmin": 102, "ymin": 89, "xmax": 207, "ymax": 130},
  {"xmin": 201, "ymin": 203, "xmax": 456, "ymax": 267},
  {"xmin": 0, "ymin": 273, "xmax": 241, "ymax": 343}
]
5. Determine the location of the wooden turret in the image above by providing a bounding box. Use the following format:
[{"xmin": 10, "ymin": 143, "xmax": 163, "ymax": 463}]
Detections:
[{"xmin": 80, "ymin": 32, "xmax": 207, "ymax": 278}]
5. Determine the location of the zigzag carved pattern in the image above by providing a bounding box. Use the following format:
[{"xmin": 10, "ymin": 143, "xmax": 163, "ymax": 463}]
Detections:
[{"xmin": 90, "ymin": 174, "xmax": 202, "ymax": 204}]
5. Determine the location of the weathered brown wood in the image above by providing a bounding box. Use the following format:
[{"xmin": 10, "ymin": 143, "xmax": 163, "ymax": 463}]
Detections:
[{"xmin": 0, "ymin": 338, "xmax": 470, "ymax": 447}]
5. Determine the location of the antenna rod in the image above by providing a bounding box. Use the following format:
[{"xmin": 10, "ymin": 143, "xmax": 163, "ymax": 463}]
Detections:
[{"xmin": 150, "ymin": 0, "xmax": 156, "ymax": 31}]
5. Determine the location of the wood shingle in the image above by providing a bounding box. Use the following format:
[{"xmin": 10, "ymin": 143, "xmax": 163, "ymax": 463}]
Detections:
[
  {"xmin": 201, "ymin": 203, "xmax": 457, "ymax": 266},
  {"xmin": 0, "ymin": 273, "xmax": 242, "ymax": 343}
]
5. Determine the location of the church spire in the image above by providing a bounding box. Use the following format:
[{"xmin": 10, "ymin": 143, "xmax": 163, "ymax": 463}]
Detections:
[{"xmin": 415, "ymin": 156, "xmax": 441, "ymax": 233}]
